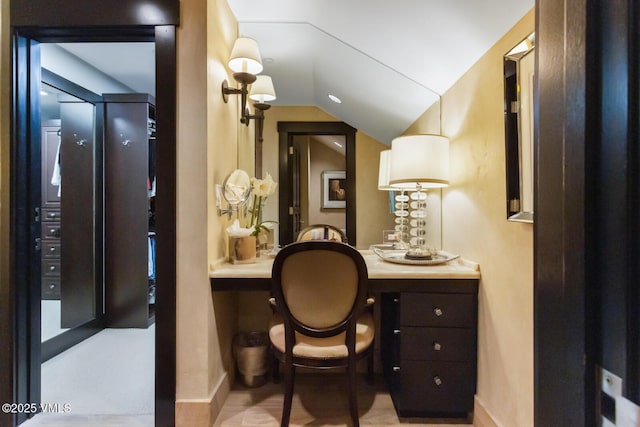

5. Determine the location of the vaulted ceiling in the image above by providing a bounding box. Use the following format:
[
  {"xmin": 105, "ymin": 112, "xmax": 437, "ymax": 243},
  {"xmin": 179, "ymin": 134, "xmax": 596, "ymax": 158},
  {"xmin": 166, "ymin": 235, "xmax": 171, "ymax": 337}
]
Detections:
[
  {"xmin": 51, "ymin": 1, "xmax": 534, "ymax": 145},
  {"xmin": 227, "ymin": 0, "xmax": 534, "ymax": 143}
]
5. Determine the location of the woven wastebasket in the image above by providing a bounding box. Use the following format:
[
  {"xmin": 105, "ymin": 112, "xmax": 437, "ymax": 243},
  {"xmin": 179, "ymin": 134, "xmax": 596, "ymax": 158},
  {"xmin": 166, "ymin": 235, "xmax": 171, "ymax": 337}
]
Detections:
[{"xmin": 233, "ymin": 332, "xmax": 269, "ymax": 387}]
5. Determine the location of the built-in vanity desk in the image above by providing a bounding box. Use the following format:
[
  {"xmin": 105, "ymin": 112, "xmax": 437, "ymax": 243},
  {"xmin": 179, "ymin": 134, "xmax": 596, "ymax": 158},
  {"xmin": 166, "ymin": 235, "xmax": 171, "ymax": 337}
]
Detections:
[{"xmin": 210, "ymin": 250, "xmax": 480, "ymax": 418}]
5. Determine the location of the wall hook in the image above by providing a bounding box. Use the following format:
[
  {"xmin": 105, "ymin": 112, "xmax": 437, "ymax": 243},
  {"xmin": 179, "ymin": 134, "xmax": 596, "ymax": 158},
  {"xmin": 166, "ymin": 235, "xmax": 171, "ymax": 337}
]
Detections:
[
  {"xmin": 73, "ymin": 133, "xmax": 87, "ymax": 146},
  {"xmin": 120, "ymin": 134, "xmax": 131, "ymax": 146}
]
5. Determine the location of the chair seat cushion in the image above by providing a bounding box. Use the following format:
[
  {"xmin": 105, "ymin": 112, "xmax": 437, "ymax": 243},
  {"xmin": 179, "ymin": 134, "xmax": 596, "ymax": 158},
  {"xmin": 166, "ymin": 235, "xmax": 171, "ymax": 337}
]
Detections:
[{"xmin": 269, "ymin": 312, "xmax": 375, "ymax": 359}]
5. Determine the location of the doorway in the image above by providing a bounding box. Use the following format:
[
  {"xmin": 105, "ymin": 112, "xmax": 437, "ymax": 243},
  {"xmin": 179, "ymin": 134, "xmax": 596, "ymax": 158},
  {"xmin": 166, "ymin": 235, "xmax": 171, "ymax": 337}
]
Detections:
[
  {"xmin": 7, "ymin": 3, "xmax": 178, "ymax": 425},
  {"xmin": 277, "ymin": 122, "xmax": 357, "ymax": 245}
]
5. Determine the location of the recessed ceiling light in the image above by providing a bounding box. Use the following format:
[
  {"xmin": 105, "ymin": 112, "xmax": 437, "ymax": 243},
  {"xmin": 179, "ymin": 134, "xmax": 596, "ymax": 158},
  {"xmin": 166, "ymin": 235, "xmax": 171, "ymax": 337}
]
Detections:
[
  {"xmin": 328, "ymin": 94, "xmax": 342, "ymax": 104},
  {"xmin": 40, "ymin": 91, "xmax": 48, "ymax": 96},
  {"xmin": 263, "ymin": 57, "xmax": 274, "ymax": 63},
  {"xmin": 333, "ymin": 141, "xmax": 343, "ymax": 148}
]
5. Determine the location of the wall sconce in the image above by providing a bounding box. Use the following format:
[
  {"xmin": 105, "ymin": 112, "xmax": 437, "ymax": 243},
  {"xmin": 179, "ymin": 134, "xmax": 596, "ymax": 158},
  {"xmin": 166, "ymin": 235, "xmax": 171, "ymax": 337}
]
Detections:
[
  {"xmin": 221, "ymin": 37, "xmax": 263, "ymax": 123},
  {"xmin": 242, "ymin": 75, "xmax": 277, "ymax": 143},
  {"xmin": 389, "ymin": 134, "xmax": 450, "ymax": 259}
]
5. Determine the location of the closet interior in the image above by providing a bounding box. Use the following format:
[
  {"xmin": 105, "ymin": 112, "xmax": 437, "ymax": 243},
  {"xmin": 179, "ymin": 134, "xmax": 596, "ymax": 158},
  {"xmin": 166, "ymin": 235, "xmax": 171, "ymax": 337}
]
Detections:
[{"xmin": 40, "ymin": 75, "xmax": 157, "ymax": 358}]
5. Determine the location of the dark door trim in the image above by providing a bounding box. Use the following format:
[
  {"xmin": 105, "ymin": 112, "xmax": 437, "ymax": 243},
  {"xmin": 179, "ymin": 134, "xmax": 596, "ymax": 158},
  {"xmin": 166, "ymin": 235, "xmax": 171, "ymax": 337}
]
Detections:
[
  {"xmin": 5, "ymin": 2, "xmax": 178, "ymax": 426},
  {"xmin": 535, "ymin": 0, "xmax": 591, "ymax": 424},
  {"xmin": 277, "ymin": 121, "xmax": 357, "ymax": 245},
  {"xmin": 535, "ymin": 0, "xmax": 640, "ymax": 423}
]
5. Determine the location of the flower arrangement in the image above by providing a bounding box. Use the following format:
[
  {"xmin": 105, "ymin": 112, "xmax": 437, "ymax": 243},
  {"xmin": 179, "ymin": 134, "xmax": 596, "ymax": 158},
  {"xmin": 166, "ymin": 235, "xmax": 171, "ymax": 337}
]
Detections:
[{"xmin": 248, "ymin": 172, "xmax": 278, "ymax": 236}]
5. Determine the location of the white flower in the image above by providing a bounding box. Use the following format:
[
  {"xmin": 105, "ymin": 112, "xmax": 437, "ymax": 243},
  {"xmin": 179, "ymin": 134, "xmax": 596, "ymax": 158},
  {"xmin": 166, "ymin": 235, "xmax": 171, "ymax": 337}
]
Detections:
[{"xmin": 252, "ymin": 173, "xmax": 278, "ymax": 197}]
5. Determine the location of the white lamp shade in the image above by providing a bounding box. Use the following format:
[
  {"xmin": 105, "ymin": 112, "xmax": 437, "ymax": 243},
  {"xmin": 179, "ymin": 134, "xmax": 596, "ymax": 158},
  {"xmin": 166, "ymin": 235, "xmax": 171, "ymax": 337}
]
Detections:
[
  {"xmin": 249, "ymin": 75, "xmax": 277, "ymax": 102},
  {"xmin": 228, "ymin": 37, "xmax": 263, "ymax": 75},
  {"xmin": 389, "ymin": 134, "xmax": 450, "ymax": 189},
  {"xmin": 378, "ymin": 150, "xmax": 394, "ymax": 190}
]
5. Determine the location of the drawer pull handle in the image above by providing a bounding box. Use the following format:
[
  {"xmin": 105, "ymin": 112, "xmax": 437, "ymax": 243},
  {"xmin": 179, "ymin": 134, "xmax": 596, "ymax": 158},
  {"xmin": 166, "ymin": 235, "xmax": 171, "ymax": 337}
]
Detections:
[
  {"xmin": 393, "ymin": 298, "xmax": 399, "ymax": 303},
  {"xmin": 433, "ymin": 307, "xmax": 443, "ymax": 317},
  {"xmin": 47, "ymin": 212, "xmax": 58, "ymax": 218},
  {"xmin": 433, "ymin": 341, "xmax": 442, "ymax": 351},
  {"xmin": 433, "ymin": 376, "xmax": 443, "ymax": 386},
  {"xmin": 49, "ymin": 265, "xmax": 56, "ymax": 271},
  {"xmin": 49, "ymin": 247, "xmax": 57, "ymax": 253},
  {"xmin": 393, "ymin": 329, "xmax": 401, "ymax": 335},
  {"xmin": 392, "ymin": 366, "xmax": 401, "ymax": 372},
  {"xmin": 49, "ymin": 283, "xmax": 56, "ymax": 289}
]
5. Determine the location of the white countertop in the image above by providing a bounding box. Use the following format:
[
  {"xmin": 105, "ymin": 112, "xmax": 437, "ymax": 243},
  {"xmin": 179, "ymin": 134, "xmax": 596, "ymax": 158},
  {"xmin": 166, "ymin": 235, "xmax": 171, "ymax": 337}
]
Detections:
[{"xmin": 210, "ymin": 250, "xmax": 480, "ymax": 280}]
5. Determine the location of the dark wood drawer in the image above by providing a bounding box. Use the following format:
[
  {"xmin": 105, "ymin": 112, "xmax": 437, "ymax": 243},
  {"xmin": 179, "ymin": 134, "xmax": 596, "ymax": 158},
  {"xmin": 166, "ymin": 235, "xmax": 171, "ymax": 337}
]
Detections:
[
  {"xmin": 41, "ymin": 208, "xmax": 61, "ymax": 222},
  {"xmin": 388, "ymin": 360, "xmax": 476, "ymax": 416},
  {"xmin": 42, "ymin": 259, "xmax": 60, "ymax": 277},
  {"xmin": 42, "ymin": 222, "xmax": 61, "ymax": 239},
  {"xmin": 401, "ymin": 293, "xmax": 474, "ymax": 327},
  {"xmin": 41, "ymin": 279, "xmax": 60, "ymax": 299},
  {"xmin": 400, "ymin": 327, "xmax": 475, "ymax": 361},
  {"xmin": 42, "ymin": 241, "xmax": 61, "ymax": 259}
]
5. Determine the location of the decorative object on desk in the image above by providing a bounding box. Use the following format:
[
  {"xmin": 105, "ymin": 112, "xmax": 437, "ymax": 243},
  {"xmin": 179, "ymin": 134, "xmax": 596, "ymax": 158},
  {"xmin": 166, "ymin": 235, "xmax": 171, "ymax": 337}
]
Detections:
[
  {"xmin": 373, "ymin": 248, "xmax": 459, "ymax": 265},
  {"xmin": 227, "ymin": 219, "xmax": 257, "ymax": 264},
  {"xmin": 378, "ymin": 149, "xmax": 409, "ymax": 249},
  {"xmin": 322, "ymin": 170, "xmax": 346, "ymax": 209},
  {"xmin": 217, "ymin": 169, "xmax": 252, "ymax": 219},
  {"xmin": 248, "ymin": 172, "xmax": 278, "ymax": 256},
  {"xmin": 389, "ymin": 134, "xmax": 449, "ymax": 260}
]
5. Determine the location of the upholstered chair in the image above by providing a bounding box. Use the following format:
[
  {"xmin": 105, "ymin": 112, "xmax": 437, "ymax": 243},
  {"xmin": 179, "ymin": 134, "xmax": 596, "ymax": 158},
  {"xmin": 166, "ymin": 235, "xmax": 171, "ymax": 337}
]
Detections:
[
  {"xmin": 268, "ymin": 240, "xmax": 374, "ymax": 427},
  {"xmin": 296, "ymin": 224, "xmax": 347, "ymax": 243}
]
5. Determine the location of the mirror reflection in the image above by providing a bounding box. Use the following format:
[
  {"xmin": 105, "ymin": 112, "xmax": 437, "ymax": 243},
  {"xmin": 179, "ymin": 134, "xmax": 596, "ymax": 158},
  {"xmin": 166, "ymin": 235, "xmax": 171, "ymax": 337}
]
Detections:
[
  {"xmin": 504, "ymin": 32, "xmax": 535, "ymax": 223},
  {"xmin": 291, "ymin": 135, "xmax": 346, "ymax": 239},
  {"xmin": 40, "ymin": 79, "xmax": 98, "ymax": 343}
]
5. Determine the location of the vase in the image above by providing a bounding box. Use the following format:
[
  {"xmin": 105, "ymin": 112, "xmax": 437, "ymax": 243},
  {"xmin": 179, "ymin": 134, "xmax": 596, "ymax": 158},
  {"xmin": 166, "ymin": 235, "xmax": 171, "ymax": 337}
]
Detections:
[{"xmin": 255, "ymin": 229, "xmax": 274, "ymax": 257}]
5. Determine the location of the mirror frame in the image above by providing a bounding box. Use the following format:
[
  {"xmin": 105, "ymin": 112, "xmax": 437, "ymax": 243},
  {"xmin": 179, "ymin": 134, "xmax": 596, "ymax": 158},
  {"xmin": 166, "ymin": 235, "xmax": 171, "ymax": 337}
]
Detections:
[
  {"xmin": 504, "ymin": 32, "xmax": 535, "ymax": 223},
  {"xmin": 278, "ymin": 122, "xmax": 356, "ymax": 246}
]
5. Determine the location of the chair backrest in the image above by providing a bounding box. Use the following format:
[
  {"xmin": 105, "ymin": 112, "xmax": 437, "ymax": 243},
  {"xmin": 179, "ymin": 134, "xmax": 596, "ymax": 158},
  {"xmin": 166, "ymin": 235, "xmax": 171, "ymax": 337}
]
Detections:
[
  {"xmin": 271, "ymin": 241, "xmax": 368, "ymax": 338},
  {"xmin": 296, "ymin": 224, "xmax": 347, "ymax": 243}
]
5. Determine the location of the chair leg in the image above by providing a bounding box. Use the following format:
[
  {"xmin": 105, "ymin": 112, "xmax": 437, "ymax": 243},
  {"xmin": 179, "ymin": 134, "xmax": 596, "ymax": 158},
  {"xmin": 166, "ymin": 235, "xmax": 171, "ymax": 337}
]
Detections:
[
  {"xmin": 281, "ymin": 362, "xmax": 295, "ymax": 427},
  {"xmin": 366, "ymin": 350, "xmax": 374, "ymax": 384},
  {"xmin": 270, "ymin": 350, "xmax": 280, "ymax": 383},
  {"xmin": 347, "ymin": 357, "xmax": 360, "ymax": 427}
]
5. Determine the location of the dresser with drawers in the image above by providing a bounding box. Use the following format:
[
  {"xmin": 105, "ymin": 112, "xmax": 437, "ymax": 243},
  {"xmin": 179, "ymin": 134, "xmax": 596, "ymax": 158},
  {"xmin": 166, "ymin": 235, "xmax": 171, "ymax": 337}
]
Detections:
[
  {"xmin": 210, "ymin": 251, "xmax": 480, "ymax": 418},
  {"xmin": 381, "ymin": 281, "xmax": 478, "ymax": 418},
  {"xmin": 40, "ymin": 121, "xmax": 62, "ymax": 300}
]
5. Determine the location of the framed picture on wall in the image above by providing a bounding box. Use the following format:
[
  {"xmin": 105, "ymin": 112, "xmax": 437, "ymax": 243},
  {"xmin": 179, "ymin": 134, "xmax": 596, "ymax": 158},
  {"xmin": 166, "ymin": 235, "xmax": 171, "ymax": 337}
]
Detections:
[{"xmin": 322, "ymin": 170, "xmax": 346, "ymax": 209}]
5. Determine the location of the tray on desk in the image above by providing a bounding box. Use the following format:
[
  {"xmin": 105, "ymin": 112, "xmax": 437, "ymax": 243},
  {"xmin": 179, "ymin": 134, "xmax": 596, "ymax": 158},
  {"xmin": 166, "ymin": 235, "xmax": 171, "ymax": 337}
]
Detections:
[{"xmin": 373, "ymin": 248, "xmax": 459, "ymax": 266}]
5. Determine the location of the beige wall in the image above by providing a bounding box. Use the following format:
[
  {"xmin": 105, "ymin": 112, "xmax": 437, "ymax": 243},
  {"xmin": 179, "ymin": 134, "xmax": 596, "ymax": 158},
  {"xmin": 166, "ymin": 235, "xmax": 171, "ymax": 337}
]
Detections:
[
  {"xmin": 175, "ymin": 0, "xmax": 254, "ymax": 424},
  {"xmin": 434, "ymin": 9, "xmax": 534, "ymax": 427}
]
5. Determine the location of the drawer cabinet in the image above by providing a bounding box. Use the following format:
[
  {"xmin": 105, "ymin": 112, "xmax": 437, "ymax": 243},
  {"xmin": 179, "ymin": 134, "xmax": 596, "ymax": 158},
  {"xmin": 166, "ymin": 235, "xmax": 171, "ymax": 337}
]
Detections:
[
  {"xmin": 382, "ymin": 286, "xmax": 478, "ymax": 418},
  {"xmin": 40, "ymin": 207, "xmax": 61, "ymax": 299}
]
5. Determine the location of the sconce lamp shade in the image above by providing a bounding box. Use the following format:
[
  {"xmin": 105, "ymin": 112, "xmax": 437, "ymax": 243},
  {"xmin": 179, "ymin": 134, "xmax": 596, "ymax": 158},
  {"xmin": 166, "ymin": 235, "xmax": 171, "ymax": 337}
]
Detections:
[
  {"xmin": 249, "ymin": 75, "xmax": 277, "ymax": 103},
  {"xmin": 378, "ymin": 150, "xmax": 394, "ymax": 190},
  {"xmin": 389, "ymin": 134, "xmax": 450, "ymax": 189},
  {"xmin": 228, "ymin": 37, "xmax": 263, "ymax": 75}
]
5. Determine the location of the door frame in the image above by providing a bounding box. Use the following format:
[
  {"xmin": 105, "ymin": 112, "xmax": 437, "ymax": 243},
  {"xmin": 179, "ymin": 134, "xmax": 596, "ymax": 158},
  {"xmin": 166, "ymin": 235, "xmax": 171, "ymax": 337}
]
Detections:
[
  {"xmin": 277, "ymin": 121, "xmax": 357, "ymax": 245},
  {"xmin": 2, "ymin": 2, "xmax": 178, "ymax": 426},
  {"xmin": 535, "ymin": 0, "xmax": 640, "ymax": 423}
]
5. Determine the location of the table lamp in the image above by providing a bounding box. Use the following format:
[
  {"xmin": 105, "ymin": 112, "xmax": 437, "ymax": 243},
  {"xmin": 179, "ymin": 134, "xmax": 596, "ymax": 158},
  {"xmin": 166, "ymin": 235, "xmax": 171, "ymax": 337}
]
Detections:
[{"xmin": 389, "ymin": 134, "xmax": 449, "ymax": 259}]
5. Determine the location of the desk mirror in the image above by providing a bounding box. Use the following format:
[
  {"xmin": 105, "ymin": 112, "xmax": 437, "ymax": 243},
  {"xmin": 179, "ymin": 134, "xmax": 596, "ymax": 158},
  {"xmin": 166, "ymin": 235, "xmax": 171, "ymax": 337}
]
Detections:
[
  {"xmin": 222, "ymin": 169, "xmax": 252, "ymax": 207},
  {"xmin": 504, "ymin": 32, "xmax": 535, "ymax": 223}
]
